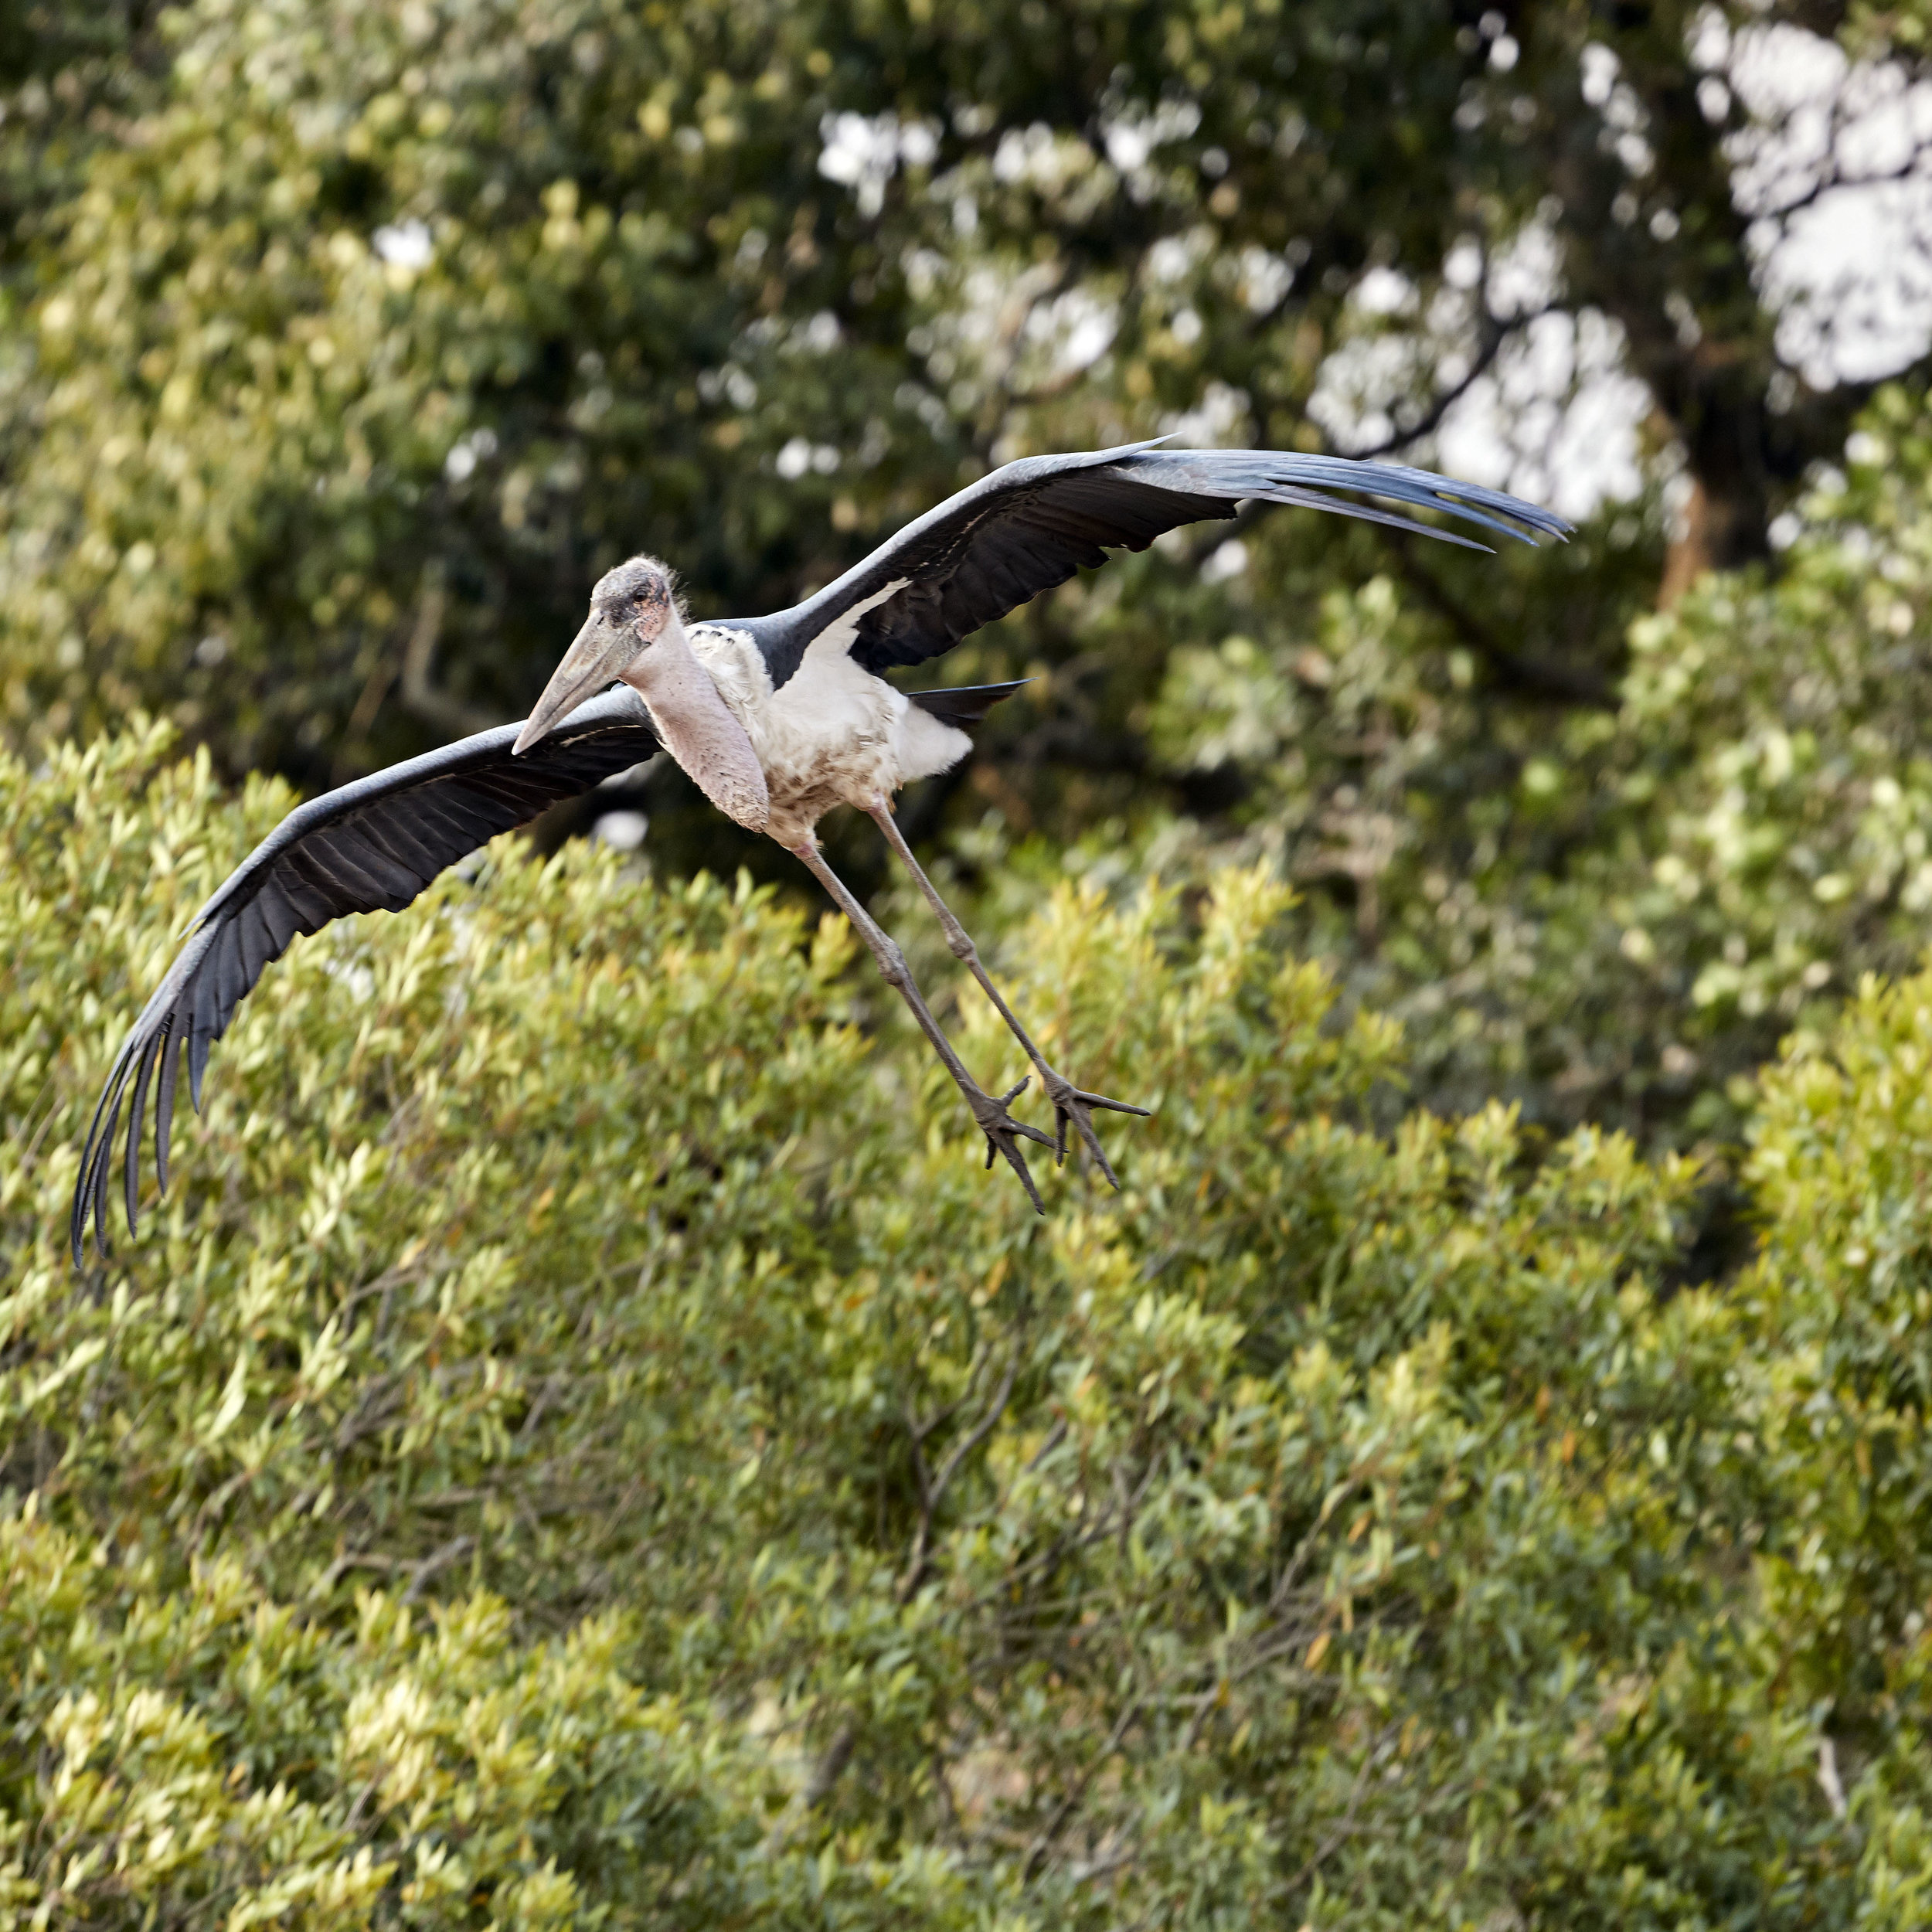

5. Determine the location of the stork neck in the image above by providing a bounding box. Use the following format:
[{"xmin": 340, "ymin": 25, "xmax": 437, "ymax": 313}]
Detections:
[{"xmin": 619, "ymin": 613, "xmax": 770, "ymax": 833}]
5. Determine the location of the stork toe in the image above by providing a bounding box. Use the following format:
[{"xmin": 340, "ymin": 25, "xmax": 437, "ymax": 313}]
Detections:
[
  {"xmin": 1039, "ymin": 1069, "xmax": 1151, "ymax": 1189},
  {"xmin": 968, "ymin": 1076, "xmax": 1056, "ymax": 1214}
]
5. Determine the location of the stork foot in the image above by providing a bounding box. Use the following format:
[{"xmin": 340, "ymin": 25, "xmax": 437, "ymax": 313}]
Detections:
[
  {"xmin": 1039, "ymin": 1069, "xmax": 1151, "ymax": 1189},
  {"xmin": 968, "ymin": 1077, "xmax": 1057, "ymax": 1214}
]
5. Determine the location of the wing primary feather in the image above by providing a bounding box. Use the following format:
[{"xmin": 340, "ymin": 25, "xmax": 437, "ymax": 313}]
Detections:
[
  {"xmin": 189, "ymin": 997, "xmax": 216, "ymax": 1121},
  {"xmin": 257, "ymin": 880, "xmax": 299, "ymax": 946},
  {"xmin": 241, "ymin": 898, "xmax": 283, "ymax": 978},
  {"xmin": 359, "ymin": 816, "xmax": 442, "ymax": 879},
  {"xmin": 73, "ymin": 1041, "xmax": 134, "ymax": 1262},
  {"xmin": 279, "ymin": 876, "xmax": 336, "ymax": 932},
  {"xmin": 154, "ymin": 1024, "xmax": 182, "ymax": 1197},
  {"xmin": 332, "ymin": 837, "xmax": 417, "ymax": 906},
  {"xmin": 1296, "ymin": 479, "xmax": 1522, "ymax": 546},
  {"xmin": 1270, "ymin": 457, "xmax": 1573, "ymax": 542},
  {"xmin": 90, "ymin": 1063, "xmax": 128, "ymax": 1262},
  {"xmin": 397, "ymin": 791, "xmax": 477, "ymax": 847},
  {"xmin": 88, "ymin": 1141, "xmax": 112, "ymax": 1264},
  {"xmin": 304, "ymin": 835, "xmax": 394, "ymax": 906},
  {"xmin": 1240, "ymin": 483, "xmax": 1493, "ymax": 550},
  {"xmin": 1128, "ymin": 451, "xmax": 1572, "ymax": 545},
  {"xmin": 211, "ymin": 928, "xmax": 246, "ymax": 1029},
  {"xmin": 73, "ymin": 1043, "xmax": 136, "ymax": 1267},
  {"xmin": 123, "ymin": 1034, "xmax": 161, "ymax": 1236}
]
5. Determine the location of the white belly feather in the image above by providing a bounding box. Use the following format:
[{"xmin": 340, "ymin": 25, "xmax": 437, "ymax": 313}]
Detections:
[{"xmin": 687, "ymin": 588, "xmax": 971, "ymax": 845}]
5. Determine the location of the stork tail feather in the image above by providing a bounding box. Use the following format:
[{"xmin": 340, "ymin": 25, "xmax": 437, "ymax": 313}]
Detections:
[{"xmin": 906, "ymin": 680, "xmax": 1031, "ymax": 727}]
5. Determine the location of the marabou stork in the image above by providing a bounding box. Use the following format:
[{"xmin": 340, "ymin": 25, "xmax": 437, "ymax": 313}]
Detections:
[{"xmin": 73, "ymin": 440, "xmax": 1568, "ymax": 1257}]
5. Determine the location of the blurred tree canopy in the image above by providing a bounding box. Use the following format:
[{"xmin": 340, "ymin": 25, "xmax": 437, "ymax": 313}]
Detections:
[
  {"xmin": 13, "ymin": 723, "xmax": 1932, "ymax": 1926},
  {"xmin": 2, "ymin": 0, "xmax": 1930, "ymax": 1154}
]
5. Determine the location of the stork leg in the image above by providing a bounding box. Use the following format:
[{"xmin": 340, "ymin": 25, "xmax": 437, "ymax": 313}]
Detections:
[
  {"xmin": 866, "ymin": 798, "xmax": 1150, "ymax": 1189},
  {"xmin": 788, "ymin": 837, "xmax": 1056, "ymax": 1211}
]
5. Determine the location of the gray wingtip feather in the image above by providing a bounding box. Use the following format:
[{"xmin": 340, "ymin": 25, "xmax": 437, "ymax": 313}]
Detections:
[
  {"xmin": 1115, "ymin": 448, "xmax": 1571, "ymax": 547},
  {"xmin": 91, "ymin": 1079, "xmax": 123, "ymax": 1260},
  {"xmin": 155, "ymin": 1026, "xmax": 182, "ymax": 1197},
  {"xmin": 188, "ymin": 1017, "xmax": 213, "ymax": 1115},
  {"xmin": 1241, "ymin": 483, "xmax": 1496, "ymax": 551},
  {"xmin": 73, "ymin": 1056, "xmax": 121, "ymax": 1264}
]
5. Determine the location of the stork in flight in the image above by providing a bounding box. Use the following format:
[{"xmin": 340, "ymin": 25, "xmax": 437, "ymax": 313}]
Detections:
[{"xmin": 73, "ymin": 440, "xmax": 1567, "ymax": 1257}]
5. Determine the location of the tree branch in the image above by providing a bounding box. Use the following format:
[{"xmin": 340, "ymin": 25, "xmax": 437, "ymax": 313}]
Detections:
[
  {"xmin": 927, "ymin": 1349, "xmax": 1022, "ymax": 1521},
  {"xmin": 1758, "ymin": 151, "xmax": 1932, "ymax": 225},
  {"xmin": 1335, "ymin": 301, "xmax": 1555, "ymax": 464},
  {"xmin": 403, "ymin": 1533, "xmax": 475, "ymax": 1604}
]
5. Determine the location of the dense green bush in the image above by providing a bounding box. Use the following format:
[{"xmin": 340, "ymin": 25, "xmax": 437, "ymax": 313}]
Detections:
[{"xmin": 7, "ymin": 724, "xmax": 1932, "ymax": 1927}]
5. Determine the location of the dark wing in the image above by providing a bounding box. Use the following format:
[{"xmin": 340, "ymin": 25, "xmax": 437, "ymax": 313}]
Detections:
[
  {"xmin": 73, "ymin": 687, "xmax": 661, "ymax": 1261},
  {"xmin": 741, "ymin": 442, "xmax": 1572, "ymax": 684}
]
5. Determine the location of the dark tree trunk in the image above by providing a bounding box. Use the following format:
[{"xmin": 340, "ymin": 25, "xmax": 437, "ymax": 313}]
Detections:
[{"xmin": 1526, "ymin": 0, "xmax": 1889, "ymax": 600}]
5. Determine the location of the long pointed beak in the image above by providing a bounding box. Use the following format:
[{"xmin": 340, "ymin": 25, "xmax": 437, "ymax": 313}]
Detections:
[{"xmin": 513, "ymin": 613, "xmax": 640, "ymax": 754}]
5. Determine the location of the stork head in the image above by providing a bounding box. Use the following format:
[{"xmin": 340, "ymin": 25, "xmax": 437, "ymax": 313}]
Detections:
[
  {"xmin": 512, "ymin": 556, "xmax": 680, "ymax": 755},
  {"xmin": 515, "ymin": 554, "xmax": 771, "ymax": 834}
]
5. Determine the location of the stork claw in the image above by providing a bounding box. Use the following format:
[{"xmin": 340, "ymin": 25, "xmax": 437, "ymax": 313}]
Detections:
[
  {"xmin": 968, "ymin": 1076, "xmax": 1056, "ymax": 1213},
  {"xmin": 1039, "ymin": 1069, "xmax": 1151, "ymax": 1190}
]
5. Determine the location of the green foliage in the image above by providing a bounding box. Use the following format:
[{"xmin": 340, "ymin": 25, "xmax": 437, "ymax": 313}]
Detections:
[
  {"xmin": 8, "ymin": 727, "xmax": 1932, "ymax": 1925},
  {"xmin": 1117, "ymin": 385, "xmax": 1932, "ymax": 1147},
  {"xmin": 0, "ymin": 0, "xmax": 944, "ymax": 777}
]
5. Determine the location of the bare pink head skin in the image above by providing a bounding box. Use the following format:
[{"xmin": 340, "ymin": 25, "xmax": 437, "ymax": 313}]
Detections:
[{"xmin": 513, "ymin": 556, "xmax": 770, "ymax": 834}]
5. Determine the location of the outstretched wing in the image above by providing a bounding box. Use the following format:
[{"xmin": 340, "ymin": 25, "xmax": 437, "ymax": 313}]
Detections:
[
  {"xmin": 743, "ymin": 443, "xmax": 1571, "ymax": 685},
  {"xmin": 73, "ymin": 686, "xmax": 661, "ymax": 1261}
]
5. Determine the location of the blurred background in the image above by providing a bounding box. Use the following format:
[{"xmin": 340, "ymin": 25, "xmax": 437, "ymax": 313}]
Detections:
[{"xmin": 4, "ymin": 0, "xmax": 1930, "ymax": 1160}]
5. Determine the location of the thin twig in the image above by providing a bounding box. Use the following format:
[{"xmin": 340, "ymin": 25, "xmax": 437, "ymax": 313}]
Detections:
[
  {"xmin": 900, "ymin": 1346, "xmax": 1022, "ymax": 1607},
  {"xmin": 317, "ymin": 1549, "xmax": 403, "ymax": 1594},
  {"xmin": 930, "ymin": 1350, "xmax": 1022, "ymax": 1511},
  {"xmin": 801, "ymin": 1721, "xmax": 859, "ymax": 1811},
  {"xmin": 403, "ymin": 1534, "xmax": 475, "ymax": 1604},
  {"xmin": 1284, "ymin": 1734, "xmax": 1390, "ymax": 1900},
  {"xmin": 516, "ymin": 1372, "xmax": 569, "ymax": 1441},
  {"xmin": 1335, "ymin": 301, "xmax": 1553, "ymax": 463},
  {"xmin": 1024, "ymin": 1416, "xmax": 1069, "ymax": 1473},
  {"xmin": 1760, "ymin": 154, "xmax": 1932, "ymax": 224}
]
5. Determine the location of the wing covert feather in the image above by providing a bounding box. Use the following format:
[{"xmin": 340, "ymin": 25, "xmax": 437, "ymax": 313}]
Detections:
[{"xmin": 744, "ymin": 444, "xmax": 1570, "ymax": 682}]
